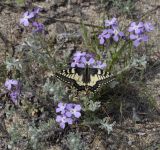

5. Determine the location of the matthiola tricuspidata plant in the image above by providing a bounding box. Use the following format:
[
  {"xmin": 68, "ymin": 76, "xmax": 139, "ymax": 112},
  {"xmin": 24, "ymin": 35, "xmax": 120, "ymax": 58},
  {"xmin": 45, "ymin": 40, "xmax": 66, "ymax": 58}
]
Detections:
[
  {"xmin": 98, "ymin": 17, "xmax": 124, "ymax": 44},
  {"xmin": 99, "ymin": 17, "xmax": 154, "ymax": 47},
  {"xmin": 0, "ymin": 1, "xmax": 157, "ymax": 148},
  {"xmin": 97, "ymin": 17, "xmax": 154, "ymax": 71},
  {"xmin": 56, "ymin": 102, "xmax": 81, "ymax": 129},
  {"xmin": 128, "ymin": 21, "xmax": 154, "ymax": 47},
  {"xmin": 20, "ymin": 7, "xmax": 45, "ymax": 33},
  {"xmin": 71, "ymin": 51, "xmax": 106, "ymax": 69},
  {"xmin": 4, "ymin": 79, "xmax": 21, "ymax": 105}
]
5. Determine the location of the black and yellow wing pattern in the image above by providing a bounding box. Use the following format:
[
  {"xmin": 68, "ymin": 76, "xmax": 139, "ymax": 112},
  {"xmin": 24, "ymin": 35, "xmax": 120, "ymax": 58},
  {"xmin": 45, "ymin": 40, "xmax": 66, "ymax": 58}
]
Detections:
[{"xmin": 55, "ymin": 66, "xmax": 115, "ymax": 92}]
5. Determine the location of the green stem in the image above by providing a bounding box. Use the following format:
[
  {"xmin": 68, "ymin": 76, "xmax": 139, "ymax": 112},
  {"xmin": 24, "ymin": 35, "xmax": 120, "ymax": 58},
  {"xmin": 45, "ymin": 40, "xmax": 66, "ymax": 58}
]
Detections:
[{"xmin": 108, "ymin": 41, "xmax": 129, "ymax": 71}]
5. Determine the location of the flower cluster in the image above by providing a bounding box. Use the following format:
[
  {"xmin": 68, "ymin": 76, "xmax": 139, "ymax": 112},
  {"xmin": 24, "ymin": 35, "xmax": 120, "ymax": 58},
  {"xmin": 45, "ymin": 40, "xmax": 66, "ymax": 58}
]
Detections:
[
  {"xmin": 56, "ymin": 102, "xmax": 81, "ymax": 129},
  {"xmin": 71, "ymin": 51, "xmax": 106, "ymax": 69},
  {"xmin": 128, "ymin": 22, "xmax": 154, "ymax": 47},
  {"xmin": 98, "ymin": 17, "xmax": 154, "ymax": 47},
  {"xmin": 98, "ymin": 17, "xmax": 124, "ymax": 44},
  {"xmin": 20, "ymin": 7, "xmax": 44, "ymax": 33},
  {"xmin": 4, "ymin": 79, "xmax": 21, "ymax": 105}
]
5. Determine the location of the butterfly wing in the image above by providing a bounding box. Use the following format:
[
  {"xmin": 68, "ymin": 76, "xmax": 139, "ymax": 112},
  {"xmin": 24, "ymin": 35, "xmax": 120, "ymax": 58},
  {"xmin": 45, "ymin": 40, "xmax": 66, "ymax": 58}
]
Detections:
[
  {"xmin": 86, "ymin": 68, "xmax": 115, "ymax": 92},
  {"xmin": 55, "ymin": 67, "xmax": 115, "ymax": 92},
  {"xmin": 55, "ymin": 68, "xmax": 86, "ymax": 91}
]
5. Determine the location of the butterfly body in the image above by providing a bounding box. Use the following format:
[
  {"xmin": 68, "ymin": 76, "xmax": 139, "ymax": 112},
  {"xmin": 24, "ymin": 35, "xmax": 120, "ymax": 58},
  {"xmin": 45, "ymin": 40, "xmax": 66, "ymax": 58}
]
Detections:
[{"xmin": 55, "ymin": 65, "xmax": 114, "ymax": 92}]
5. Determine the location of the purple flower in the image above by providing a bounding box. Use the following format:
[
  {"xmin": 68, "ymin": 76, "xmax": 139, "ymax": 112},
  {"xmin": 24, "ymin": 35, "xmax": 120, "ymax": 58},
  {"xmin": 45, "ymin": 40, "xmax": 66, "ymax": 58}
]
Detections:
[
  {"xmin": 66, "ymin": 104, "xmax": 81, "ymax": 118},
  {"xmin": 130, "ymin": 34, "xmax": 148, "ymax": 47},
  {"xmin": 56, "ymin": 115, "xmax": 73, "ymax": 129},
  {"xmin": 20, "ymin": 11, "xmax": 34, "ymax": 26},
  {"xmin": 105, "ymin": 17, "xmax": 117, "ymax": 27},
  {"xmin": 55, "ymin": 102, "xmax": 82, "ymax": 129},
  {"xmin": 71, "ymin": 51, "xmax": 107, "ymax": 69},
  {"xmin": 128, "ymin": 22, "xmax": 144, "ymax": 34},
  {"xmin": 4, "ymin": 79, "xmax": 21, "ymax": 105},
  {"xmin": 56, "ymin": 102, "xmax": 67, "ymax": 114},
  {"xmin": 80, "ymin": 56, "xmax": 95, "ymax": 66},
  {"xmin": 73, "ymin": 51, "xmax": 86, "ymax": 59},
  {"xmin": 10, "ymin": 91, "xmax": 20, "ymax": 105},
  {"xmin": 71, "ymin": 61, "xmax": 85, "ymax": 68},
  {"xmin": 5, "ymin": 79, "xmax": 19, "ymax": 90},
  {"xmin": 71, "ymin": 51, "xmax": 95, "ymax": 68},
  {"xmin": 71, "ymin": 57, "xmax": 83, "ymax": 68},
  {"xmin": 93, "ymin": 61, "xmax": 107, "ymax": 69},
  {"xmin": 144, "ymin": 22, "xmax": 154, "ymax": 32},
  {"xmin": 65, "ymin": 103, "xmax": 74, "ymax": 117},
  {"xmin": 128, "ymin": 21, "xmax": 153, "ymax": 47},
  {"xmin": 32, "ymin": 22, "xmax": 44, "ymax": 33},
  {"xmin": 98, "ymin": 29, "xmax": 112, "ymax": 44},
  {"xmin": 98, "ymin": 27, "xmax": 124, "ymax": 44},
  {"xmin": 71, "ymin": 61, "xmax": 79, "ymax": 67},
  {"xmin": 71, "ymin": 51, "xmax": 87, "ymax": 67},
  {"xmin": 111, "ymin": 27, "xmax": 124, "ymax": 42}
]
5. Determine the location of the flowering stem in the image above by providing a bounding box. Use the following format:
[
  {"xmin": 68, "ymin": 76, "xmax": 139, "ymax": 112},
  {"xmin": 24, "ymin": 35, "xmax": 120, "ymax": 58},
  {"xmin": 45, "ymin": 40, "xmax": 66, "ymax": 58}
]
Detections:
[{"xmin": 108, "ymin": 41, "xmax": 128, "ymax": 71}]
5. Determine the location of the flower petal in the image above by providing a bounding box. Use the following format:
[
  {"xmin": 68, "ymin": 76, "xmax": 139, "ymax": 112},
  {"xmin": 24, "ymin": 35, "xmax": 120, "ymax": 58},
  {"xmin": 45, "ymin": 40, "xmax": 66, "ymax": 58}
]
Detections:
[
  {"xmin": 77, "ymin": 63, "xmax": 85, "ymax": 68},
  {"xmin": 60, "ymin": 122, "xmax": 65, "ymax": 129},
  {"xmin": 66, "ymin": 111, "xmax": 72, "ymax": 117},
  {"xmin": 133, "ymin": 39, "xmax": 141, "ymax": 47},
  {"xmin": 118, "ymin": 31, "xmax": 124, "ymax": 37},
  {"xmin": 67, "ymin": 118, "xmax": 73, "ymax": 124},
  {"xmin": 130, "ymin": 22, "xmax": 136, "ymax": 27},
  {"xmin": 74, "ymin": 112, "xmax": 81, "ymax": 118},
  {"xmin": 88, "ymin": 58, "xmax": 95, "ymax": 65},
  {"xmin": 100, "ymin": 37, "xmax": 105, "ymax": 45},
  {"xmin": 81, "ymin": 57, "xmax": 87, "ymax": 64},
  {"xmin": 75, "ymin": 105, "xmax": 81, "ymax": 111},
  {"xmin": 23, "ymin": 20, "xmax": 30, "ymax": 26},
  {"xmin": 138, "ymin": 22, "xmax": 144, "ymax": 27},
  {"xmin": 130, "ymin": 34, "xmax": 137, "ymax": 40},
  {"xmin": 113, "ymin": 35, "xmax": 119, "ymax": 42},
  {"xmin": 56, "ymin": 115, "xmax": 62, "ymax": 122}
]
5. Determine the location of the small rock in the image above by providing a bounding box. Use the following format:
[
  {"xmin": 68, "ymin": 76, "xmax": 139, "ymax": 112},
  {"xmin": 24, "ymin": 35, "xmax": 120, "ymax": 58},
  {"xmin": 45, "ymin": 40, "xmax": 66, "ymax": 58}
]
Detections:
[
  {"xmin": 52, "ymin": 0, "xmax": 66, "ymax": 6},
  {"xmin": 81, "ymin": 2, "xmax": 90, "ymax": 7}
]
